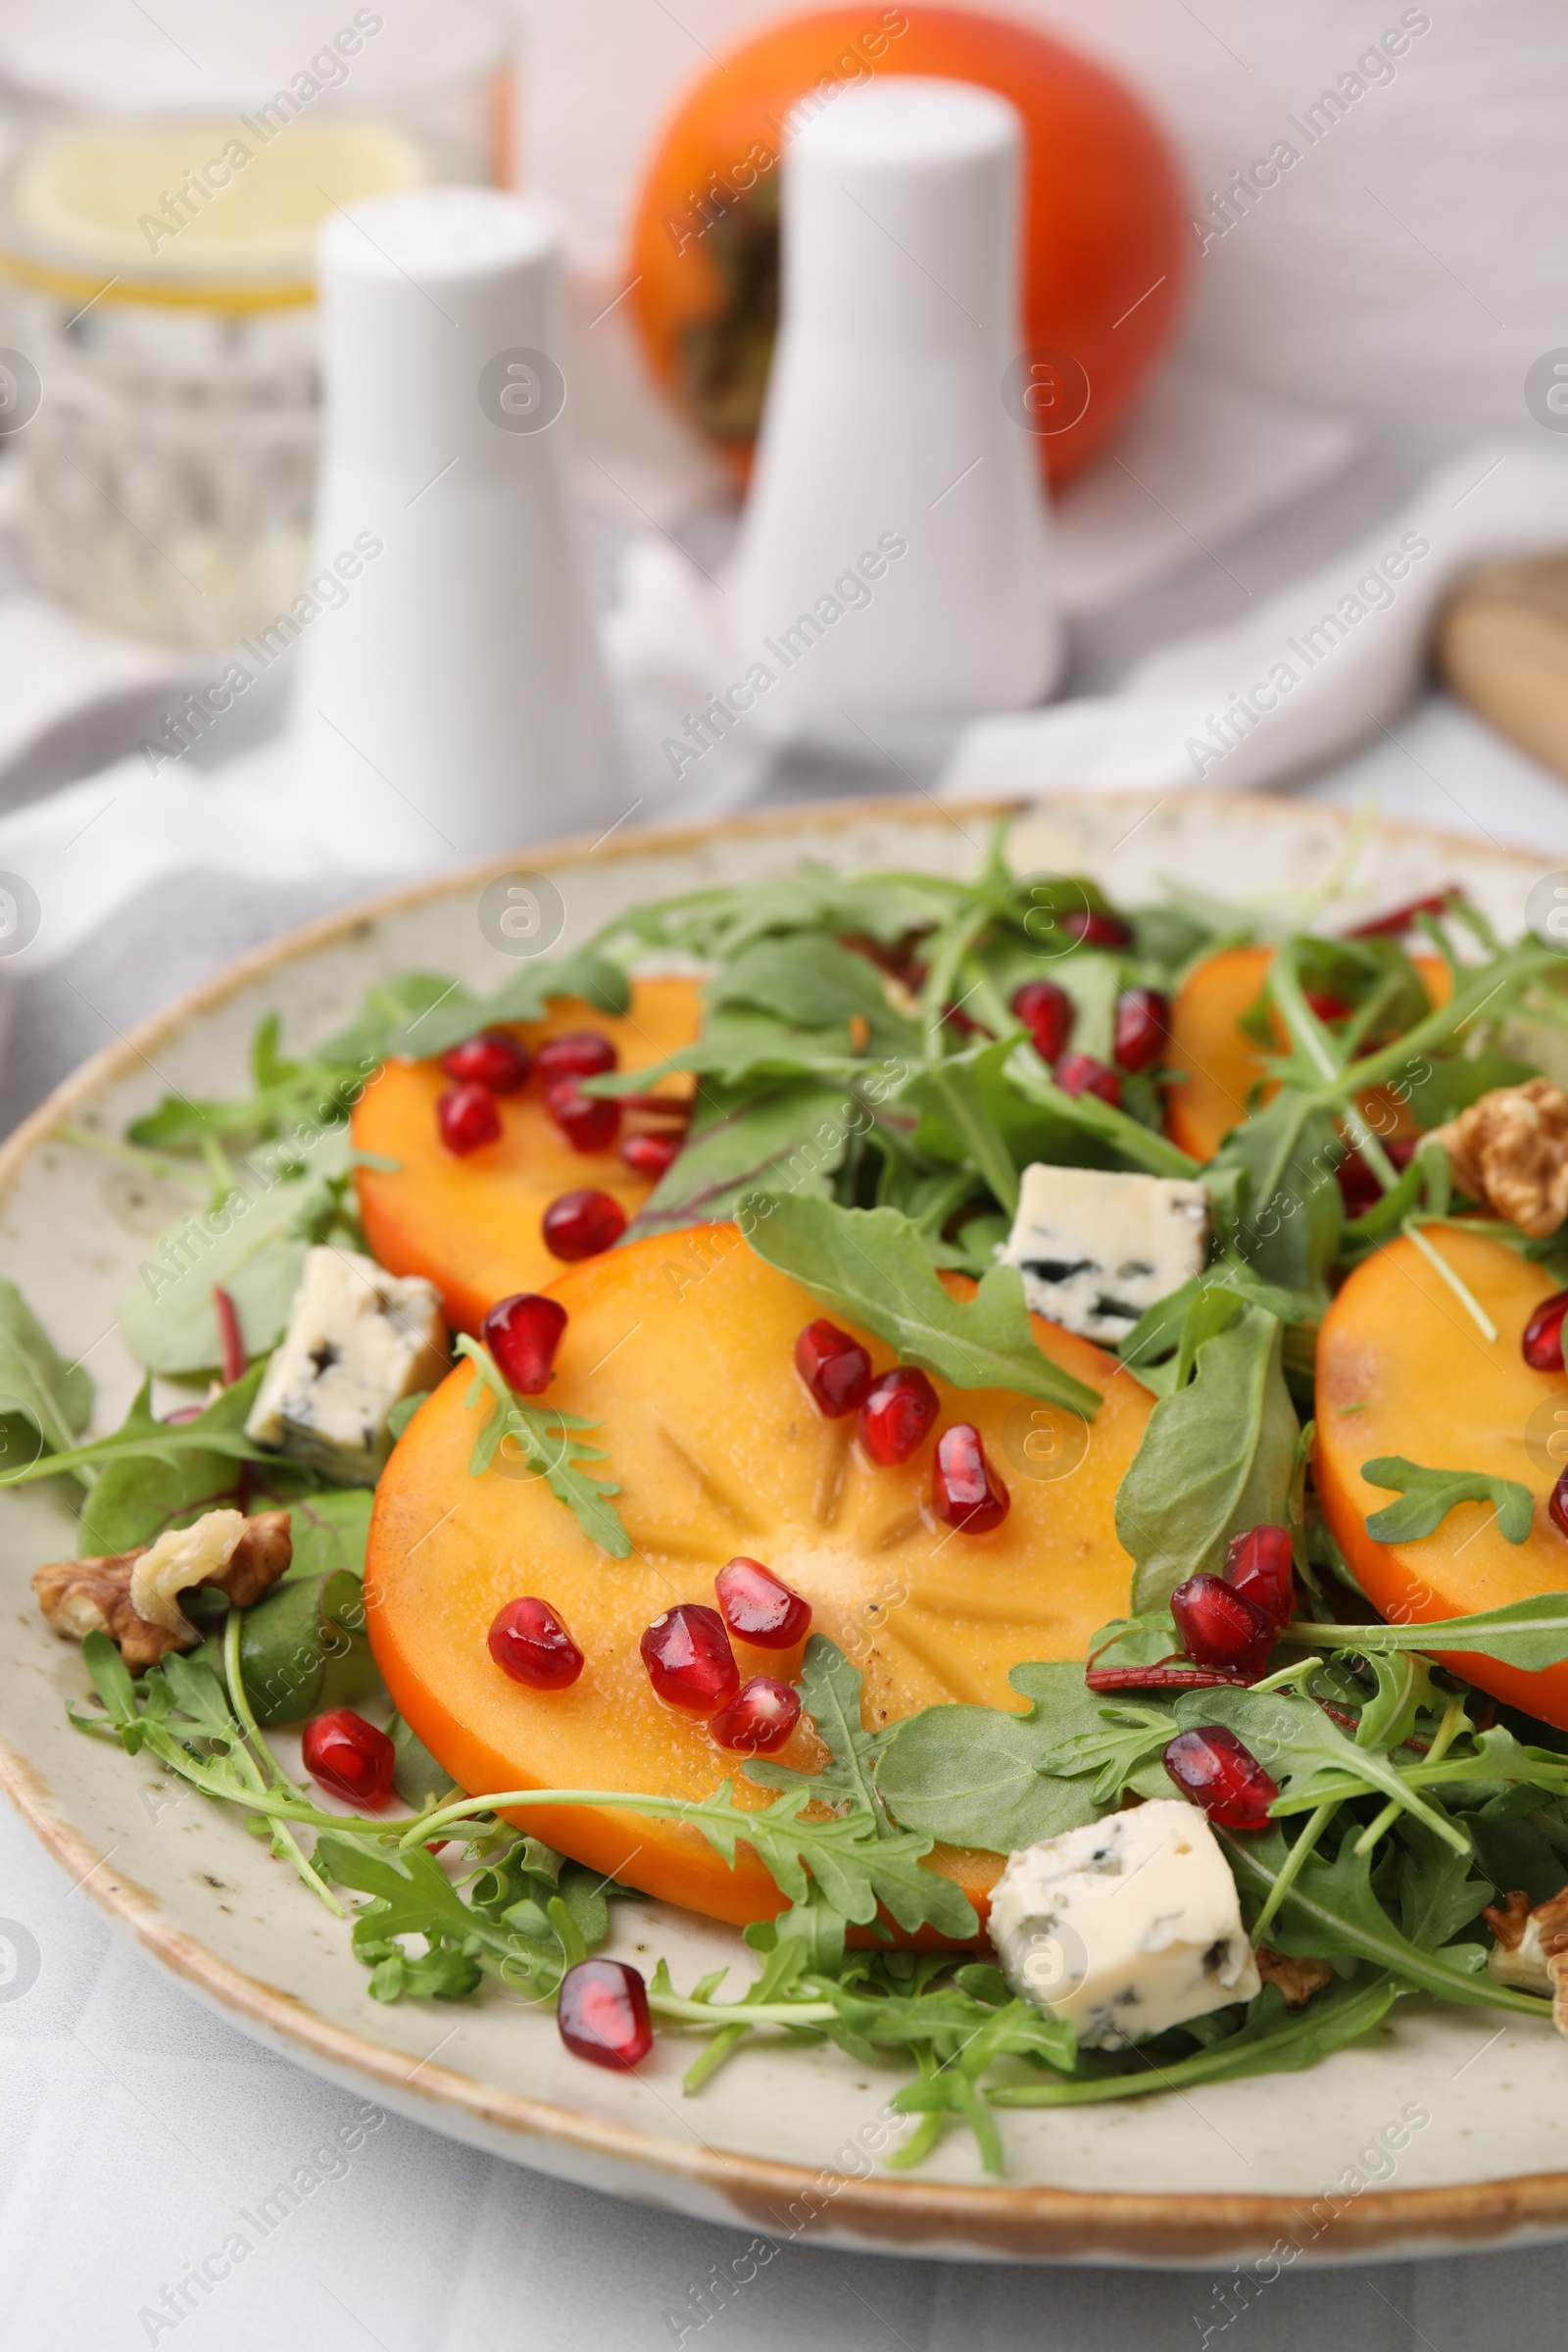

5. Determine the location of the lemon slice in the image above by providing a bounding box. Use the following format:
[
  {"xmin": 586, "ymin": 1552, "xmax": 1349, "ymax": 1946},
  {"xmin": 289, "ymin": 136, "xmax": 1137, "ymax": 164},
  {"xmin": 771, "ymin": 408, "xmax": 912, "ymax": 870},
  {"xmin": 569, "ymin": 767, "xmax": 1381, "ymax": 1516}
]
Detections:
[{"xmin": 5, "ymin": 116, "xmax": 429, "ymax": 286}]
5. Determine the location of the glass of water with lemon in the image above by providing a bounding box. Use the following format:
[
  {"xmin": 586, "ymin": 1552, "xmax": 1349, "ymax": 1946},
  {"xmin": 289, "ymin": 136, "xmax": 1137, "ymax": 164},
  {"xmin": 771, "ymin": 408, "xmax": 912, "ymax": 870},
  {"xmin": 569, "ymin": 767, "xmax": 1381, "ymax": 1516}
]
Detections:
[{"xmin": 0, "ymin": 3, "xmax": 511, "ymax": 645}]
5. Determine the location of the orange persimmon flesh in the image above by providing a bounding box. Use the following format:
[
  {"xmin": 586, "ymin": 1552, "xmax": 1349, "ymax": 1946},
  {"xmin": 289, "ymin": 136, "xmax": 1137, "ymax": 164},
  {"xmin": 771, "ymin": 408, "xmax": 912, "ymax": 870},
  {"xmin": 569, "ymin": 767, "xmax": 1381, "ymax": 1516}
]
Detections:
[
  {"xmin": 366, "ymin": 1224, "xmax": 1152, "ymax": 1931},
  {"xmin": 1166, "ymin": 946, "xmax": 1451, "ymax": 1162},
  {"xmin": 1316, "ymin": 1228, "xmax": 1568, "ymax": 1732},
  {"xmin": 352, "ymin": 979, "xmax": 702, "ymax": 1336}
]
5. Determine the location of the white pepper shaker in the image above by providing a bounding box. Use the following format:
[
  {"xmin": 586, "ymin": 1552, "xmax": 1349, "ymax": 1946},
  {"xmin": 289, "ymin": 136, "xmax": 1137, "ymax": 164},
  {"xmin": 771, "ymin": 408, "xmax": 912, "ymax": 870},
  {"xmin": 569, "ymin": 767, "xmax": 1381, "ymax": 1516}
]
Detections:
[
  {"xmin": 730, "ymin": 76, "xmax": 1059, "ymax": 731},
  {"xmin": 292, "ymin": 186, "xmax": 626, "ymax": 868}
]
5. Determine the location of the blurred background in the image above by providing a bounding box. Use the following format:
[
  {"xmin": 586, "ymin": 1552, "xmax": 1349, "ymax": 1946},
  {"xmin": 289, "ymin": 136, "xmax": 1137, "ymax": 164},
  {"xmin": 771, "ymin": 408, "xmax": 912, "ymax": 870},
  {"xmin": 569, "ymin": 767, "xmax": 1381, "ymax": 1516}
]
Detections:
[{"xmin": 0, "ymin": 0, "xmax": 1562, "ymax": 844}]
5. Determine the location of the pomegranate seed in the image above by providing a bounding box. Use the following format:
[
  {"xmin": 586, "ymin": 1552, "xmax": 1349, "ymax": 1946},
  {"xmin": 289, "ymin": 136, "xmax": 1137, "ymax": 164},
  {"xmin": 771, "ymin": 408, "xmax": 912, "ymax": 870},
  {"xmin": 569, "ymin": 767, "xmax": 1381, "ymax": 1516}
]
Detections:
[
  {"xmin": 1552, "ymin": 1468, "xmax": 1568, "ymax": 1540},
  {"xmin": 710, "ymin": 1676, "xmax": 802, "ymax": 1753},
  {"xmin": 545, "ymin": 1078, "xmax": 620, "ymax": 1152},
  {"xmin": 1524, "ymin": 1289, "xmax": 1568, "ymax": 1372},
  {"xmin": 1163, "ymin": 1725, "xmax": 1278, "ymax": 1829},
  {"xmin": 1061, "ymin": 907, "xmax": 1131, "ymax": 948},
  {"xmin": 640, "ymin": 1604, "xmax": 740, "ymax": 1713},
  {"xmin": 1345, "ymin": 888, "xmax": 1457, "ymax": 939},
  {"xmin": 620, "ymin": 1131, "xmax": 680, "ymax": 1180},
  {"xmin": 715, "ymin": 1557, "xmax": 811, "ymax": 1649},
  {"xmin": 1335, "ymin": 1133, "xmax": 1417, "ymax": 1220},
  {"xmin": 481, "ymin": 1292, "xmax": 567, "ymax": 1394},
  {"xmin": 932, "ymin": 1422, "xmax": 1010, "ymax": 1533},
  {"xmin": 440, "ymin": 1029, "xmax": 530, "ymax": 1094},
  {"xmin": 301, "ymin": 1708, "xmax": 395, "ymax": 1808},
  {"xmin": 1011, "ymin": 978, "xmax": 1074, "ymax": 1061},
  {"xmin": 795, "ymin": 1318, "xmax": 873, "ymax": 1417},
  {"xmin": 537, "ymin": 1031, "xmax": 617, "ymax": 1084},
  {"xmin": 1054, "ymin": 1052, "xmax": 1121, "ymax": 1107},
  {"xmin": 857, "ymin": 1366, "xmax": 940, "ymax": 1466},
  {"xmin": 542, "ymin": 1188, "xmax": 626, "ymax": 1260},
  {"xmin": 1112, "ymin": 987, "xmax": 1169, "ymax": 1074},
  {"xmin": 436, "ymin": 1081, "xmax": 502, "ymax": 1155},
  {"xmin": 1304, "ymin": 990, "xmax": 1353, "ymax": 1024},
  {"xmin": 1171, "ymin": 1574, "xmax": 1274, "ymax": 1675},
  {"xmin": 1224, "ymin": 1524, "xmax": 1296, "ymax": 1628},
  {"xmin": 558, "ymin": 1958, "xmax": 653, "ymax": 2070},
  {"xmin": 488, "ymin": 1596, "xmax": 584, "ymax": 1690}
]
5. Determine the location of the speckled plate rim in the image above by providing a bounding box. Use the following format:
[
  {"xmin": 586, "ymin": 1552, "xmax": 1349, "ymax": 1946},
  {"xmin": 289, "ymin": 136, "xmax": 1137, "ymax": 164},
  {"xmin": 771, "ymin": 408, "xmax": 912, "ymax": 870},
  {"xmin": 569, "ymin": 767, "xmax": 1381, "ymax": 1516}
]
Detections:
[{"xmin": 4, "ymin": 787, "xmax": 1568, "ymax": 2269}]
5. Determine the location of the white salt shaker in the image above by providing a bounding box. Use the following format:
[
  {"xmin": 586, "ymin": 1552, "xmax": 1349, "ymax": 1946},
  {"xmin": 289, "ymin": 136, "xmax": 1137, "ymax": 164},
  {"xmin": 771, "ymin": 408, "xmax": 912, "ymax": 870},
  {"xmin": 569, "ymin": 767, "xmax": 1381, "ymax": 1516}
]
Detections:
[
  {"xmin": 730, "ymin": 77, "xmax": 1059, "ymax": 730},
  {"xmin": 292, "ymin": 186, "xmax": 626, "ymax": 868}
]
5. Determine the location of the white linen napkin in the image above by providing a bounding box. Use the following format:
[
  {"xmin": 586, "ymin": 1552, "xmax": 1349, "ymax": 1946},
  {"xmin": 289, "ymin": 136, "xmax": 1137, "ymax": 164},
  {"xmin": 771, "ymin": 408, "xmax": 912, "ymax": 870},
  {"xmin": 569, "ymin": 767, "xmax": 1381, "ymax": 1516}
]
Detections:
[{"xmin": 940, "ymin": 440, "xmax": 1568, "ymax": 801}]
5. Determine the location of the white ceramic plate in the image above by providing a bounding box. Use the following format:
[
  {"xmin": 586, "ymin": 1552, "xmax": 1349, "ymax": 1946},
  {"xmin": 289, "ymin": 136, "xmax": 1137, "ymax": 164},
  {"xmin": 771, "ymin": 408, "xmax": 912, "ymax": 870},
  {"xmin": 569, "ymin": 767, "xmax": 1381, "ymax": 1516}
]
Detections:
[{"xmin": 5, "ymin": 791, "xmax": 1568, "ymax": 2268}]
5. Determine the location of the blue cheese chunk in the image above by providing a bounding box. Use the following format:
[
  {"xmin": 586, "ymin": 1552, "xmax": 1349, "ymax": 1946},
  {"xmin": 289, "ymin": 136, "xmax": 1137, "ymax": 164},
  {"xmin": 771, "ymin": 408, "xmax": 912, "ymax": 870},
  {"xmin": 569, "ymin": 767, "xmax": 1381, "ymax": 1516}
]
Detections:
[
  {"xmin": 999, "ymin": 1161, "xmax": 1208, "ymax": 1341},
  {"xmin": 244, "ymin": 1247, "xmax": 446, "ymax": 1487},
  {"xmin": 989, "ymin": 1799, "xmax": 1260, "ymax": 2048}
]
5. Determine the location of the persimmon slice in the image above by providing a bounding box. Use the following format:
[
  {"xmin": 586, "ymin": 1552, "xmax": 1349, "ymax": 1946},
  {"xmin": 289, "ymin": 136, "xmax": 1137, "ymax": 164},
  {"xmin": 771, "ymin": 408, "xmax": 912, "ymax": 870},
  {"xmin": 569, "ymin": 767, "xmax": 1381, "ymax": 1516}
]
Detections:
[
  {"xmin": 1166, "ymin": 946, "xmax": 1450, "ymax": 1161},
  {"xmin": 366, "ymin": 1225, "xmax": 1152, "ymax": 1928},
  {"xmin": 1316, "ymin": 1228, "xmax": 1568, "ymax": 1730},
  {"xmin": 352, "ymin": 980, "xmax": 702, "ymax": 1335}
]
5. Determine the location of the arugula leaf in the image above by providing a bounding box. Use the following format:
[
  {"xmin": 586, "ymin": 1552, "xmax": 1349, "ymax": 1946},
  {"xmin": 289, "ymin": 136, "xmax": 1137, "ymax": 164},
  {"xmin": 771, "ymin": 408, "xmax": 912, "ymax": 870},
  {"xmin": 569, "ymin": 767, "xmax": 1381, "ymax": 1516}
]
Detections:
[
  {"xmin": 588, "ymin": 1005, "xmax": 862, "ymax": 1091},
  {"xmin": 738, "ymin": 1196, "xmax": 1101, "ymax": 1418},
  {"xmin": 1032, "ymin": 1699, "xmax": 1178, "ymax": 1805},
  {"xmin": 1396, "ymin": 1818, "xmax": 1496, "ymax": 1953},
  {"xmin": 52, "ymin": 1367, "xmax": 273, "ymax": 1552},
  {"xmin": 626, "ymin": 1079, "xmax": 858, "ymax": 1234},
  {"xmin": 1289, "ymin": 1592, "xmax": 1568, "ymax": 1671},
  {"xmin": 127, "ymin": 951, "xmax": 629, "ymax": 1160},
  {"xmin": 455, "ymin": 1336, "xmax": 629, "ymax": 1557},
  {"xmin": 1361, "ymin": 1456, "xmax": 1535, "ymax": 1545},
  {"xmin": 1118, "ymin": 1263, "xmax": 1300, "ymax": 1383},
  {"xmin": 989, "ymin": 1975, "xmax": 1401, "ymax": 2107},
  {"xmin": 1404, "ymin": 1047, "xmax": 1539, "ymax": 1130},
  {"xmin": 1169, "ymin": 1685, "xmax": 1467, "ymax": 1851},
  {"xmin": 120, "ymin": 1131, "xmax": 353, "ymax": 1376},
  {"xmin": 1003, "ymin": 1044, "xmax": 1201, "ymax": 1179},
  {"xmin": 874, "ymin": 1664, "xmax": 1134, "ymax": 1850},
  {"xmin": 1218, "ymin": 1829, "xmax": 1537, "ymax": 2013},
  {"xmin": 671, "ymin": 1780, "xmax": 978, "ymax": 1937},
  {"xmin": 707, "ymin": 934, "xmax": 917, "ymax": 1056},
  {"xmin": 881, "ymin": 1990, "xmax": 1075, "ymax": 2174},
  {"xmin": 600, "ymin": 865, "xmax": 945, "ymax": 963},
  {"xmin": 1208, "ymin": 1093, "xmax": 1345, "ymax": 1313},
  {"xmin": 316, "ymin": 1836, "xmax": 487, "ymax": 2000},
  {"xmin": 0, "ymin": 1276, "xmax": 92, "ymax": 1458},
  {"xmin": 746, "ymin": 1636, "xmax": 896, "ymax": 1830},
  {"xmin": 1116, "ymin": 1307, "xmax": 1298, "ymax": 1613},
  {"xmin": 900, "ymin": 1041, "xmax": 1027, "ymax": 1214}
]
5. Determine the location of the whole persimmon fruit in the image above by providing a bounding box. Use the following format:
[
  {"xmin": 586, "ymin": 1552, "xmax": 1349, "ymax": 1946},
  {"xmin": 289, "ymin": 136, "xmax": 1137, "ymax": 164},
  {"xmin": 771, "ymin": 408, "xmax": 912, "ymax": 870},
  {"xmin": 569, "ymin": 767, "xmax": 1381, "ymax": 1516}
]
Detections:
[{"xmin": 627, "ymin": 4, "xmax": 1189, "ymax": 487}]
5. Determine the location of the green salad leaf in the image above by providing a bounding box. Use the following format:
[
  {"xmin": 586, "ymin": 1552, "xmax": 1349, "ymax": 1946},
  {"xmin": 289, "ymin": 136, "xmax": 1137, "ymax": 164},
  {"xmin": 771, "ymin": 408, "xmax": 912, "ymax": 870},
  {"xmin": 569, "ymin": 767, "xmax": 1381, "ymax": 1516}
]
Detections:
[
  {"xmin": 738, "ymin": 1195, "xmax": 1101, "ymax": 1418},
  {"xmin": 22, "ymin": 1366, "xmax": 273, "ymax": 1548},
  {"xmin": 456, "ymin": 1336, "xmax": 629, "ymax": 1557},
  {"xmin": 1116, "ymin": 1306, "xmax": 1298, "ymax": 1613},
  {"xmin": 875, "ymin": 1663, "xmax": 1134, "ymax": 1850},
  {"xmin": 1289, "ymin": 1592, "xmax": 1568, "ymax": 1670},
  {"xmin": 1361, "ymin": 1456, "xmax": 1536, "ymax": 1545},
  {"xmin": 120, "ymin": 1130, "xmax": 354, "ymax": 1375},
  {"xmin": 990, "ymin": 1975, "xmax": 1402, "ymax": 2108},
  {"xmin": 746, "ymin": 1635, "xmax": 897, "ymax": 1830},
  {"xmin": 0, "ymin": 1274, "xmax": 93, "ymax": 1460}
]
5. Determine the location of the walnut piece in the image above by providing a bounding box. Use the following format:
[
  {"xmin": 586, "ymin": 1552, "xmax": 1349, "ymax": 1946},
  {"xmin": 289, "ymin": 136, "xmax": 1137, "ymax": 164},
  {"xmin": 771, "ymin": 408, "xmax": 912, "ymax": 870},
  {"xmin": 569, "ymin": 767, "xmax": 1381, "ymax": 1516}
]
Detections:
[
  {"xmin": 1255, "ymin": 1946, "xmax": 1333, "ymax": 2008},
  {"xmin": 1433, "ymin": 1078, "xmax": 1568, "ymax": 1238},
  {"xmin": 1485, "ymin": 1886, "xmax": 1568, "ymax": 2039},
  {"xmin": 32, "ymin": 1508, "xmax": 292, "ymax": 1674},
  {"xmin": 1484, "ymin": 1888, "xmax": 1533, "ymax": 1951}
]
